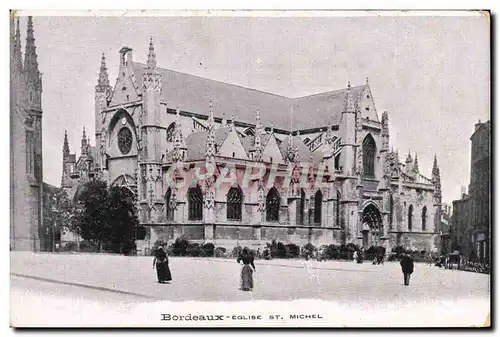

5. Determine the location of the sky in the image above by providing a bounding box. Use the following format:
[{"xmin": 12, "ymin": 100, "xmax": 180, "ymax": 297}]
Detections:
[{"xmin": 16, "ymin": 12, "xmax": 489, "ymax": 205}]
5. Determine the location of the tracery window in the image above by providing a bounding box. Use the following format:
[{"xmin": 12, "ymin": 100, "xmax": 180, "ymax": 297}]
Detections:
[
  {"xmin": 408, "ymin": 204, "xmax": 414, "ymax": 231},
  {"xmin": 314, "ymin": 190, "xmax": 323, "ymax": 224},
  {"xmin": 118, "ymin": 127, "xmax": 133, "ymax": 155},
  {"xmin": 422, "ymin": 206, "xmax": 427, "ymax": 231},
  {"xmin": 227, "ymin": 186, "xmax": 243, "ymax": 221},
  {"xmin": 188, "ymin": 185, "xmax": 203, "ymax": 221},
  {"xmin": 296, "ymin": 189, "xmax": 306, "ymax": 225},
  {"xmin": 362, "ymin": 134, "xmax": 377, "ymax": 178},
  {"xmin": 165, "ymin": 188, "xmax": 173, "ymax": 221},
  {"xmin": 166, "ymin": 123, "xmax": 175, "ymax": 142},
  {"xmin": 389, "ymin": 194, "xmax": 394, "ymax": 227},
  {"xmin": 266, "ymin": 187, "xmax": 280, "ymax": 222}
]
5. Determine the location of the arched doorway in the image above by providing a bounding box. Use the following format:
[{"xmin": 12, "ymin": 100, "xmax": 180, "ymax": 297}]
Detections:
[{"xmin": 361, "ymin": 204, "xmax": 382, "ymax": 249}]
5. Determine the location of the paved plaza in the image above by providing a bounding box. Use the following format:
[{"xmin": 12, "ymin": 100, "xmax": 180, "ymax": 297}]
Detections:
[{"xmin": 10, "ymin": 252, "xmax": 491, "ymax": 327}]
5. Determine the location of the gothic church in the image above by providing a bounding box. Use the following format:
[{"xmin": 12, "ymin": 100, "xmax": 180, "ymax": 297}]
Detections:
[
  {"xmin": 10, "ymin": 16, "xmax": 44, "ymax": 251},
  {"xmin": 62, "ymin": 39, "xmax": 443, "ymax": 255}
]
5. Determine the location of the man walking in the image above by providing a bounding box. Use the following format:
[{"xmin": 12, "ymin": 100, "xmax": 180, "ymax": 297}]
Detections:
[{"xmin": 400, "ymin": 252, "xmax": 414, "ymax": 286}]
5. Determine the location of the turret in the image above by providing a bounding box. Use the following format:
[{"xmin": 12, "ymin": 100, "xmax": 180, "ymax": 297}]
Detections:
[
  {"xmin": 205, "ymin": 100, "xmax": 216, "ymax": 163},
  {"xmin": 340, "ymin": 82, "xmax": 357, "ymax": 176},
  {"xmin": 432, "ymin": 155, "xmax": 442, "ymax": 201},
  {"xmin": 250, "ymin": 110, "xmax": 263, "ymax": 162},
  {"xmin": 172, "ymin": 108, "xmax": 187, "ymax": 162},
  {"xmin": 405, "ymin": 151, "xmax": 413, "ymax": 176},
  {"xmin": 81, "ymin": 127, "xmax": 88, "ymax": 156},
  {"xmin": 24, "ymin": 16, "xmax": 42, "ymax": 111}
]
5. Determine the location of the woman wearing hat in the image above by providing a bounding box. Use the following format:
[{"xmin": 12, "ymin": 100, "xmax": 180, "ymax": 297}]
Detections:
[{"xmin": 153, "ymin": 246, "xmax": 172, "ymax": 284}]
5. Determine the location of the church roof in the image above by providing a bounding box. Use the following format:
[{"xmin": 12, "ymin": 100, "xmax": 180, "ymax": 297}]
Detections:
[
  {"xmin": 164, "ymin": 126, "xmax": 232, "ymax": 162},
  {"xmin": 131, "ymin": 61, "xmax": 368, "ymax": 131}
]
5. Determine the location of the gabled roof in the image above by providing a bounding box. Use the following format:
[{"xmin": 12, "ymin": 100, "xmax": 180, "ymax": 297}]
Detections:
[
  {"xmin": 164, "ymin": 126, "xmax": 232, "ymax": 163},
  {"xmin": 131, "ymin": 61, "xmax": 370, "ymax": 131},
  {"xmin": 278, "ymin": 135, "xmax": 314, "ymax": 162}
]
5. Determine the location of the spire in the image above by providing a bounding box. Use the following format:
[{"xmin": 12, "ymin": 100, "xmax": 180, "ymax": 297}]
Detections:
[
  {"xmin": 432, "ymin": 155, "xmax": 442, "ymax": 199},
  {"xmin": 96, "ymin": 53, "xmax": 110, "ymax": 91},
  {"xmin": 221, "ymin": 112, "xmax": 227, "ymax": 127},
  {"xmin": 205, "ymin": 100, "xmax": 216, "ymax": 162},
  {"xmin": 143, "ymin": 37, "xmax": 161, "ymax": 91},
  {"xmin": 63, "ymin": 130, "xmax": 70, "ymax": 156},
  {"xmin": 406, "ymin": 150, "xmax": 413, "ymax": 163},
  {"xmin": 413, "ymin": 153, "xmax": 419, "ymax": 173},
  {"xmin": 252, "ymin": 110, "xmax": 263, "ymax": 162},
  {"xmin": 13, "ymin": 17, "xmax": 23, "ymax": 71},
  {"xmin": 366, "ymin": 77, "xmax": 370, "ymax": 86},
  {"xmin": 343, "ymin": 81, "xmax": 355, "ymax": 113},
  {"xmin": 24, "ymin": 16, "xmax": 41, "ymax": 90},
  {"xmin": 81, "ymin": 127, "xmax": 88, "ymax": 156},
  {"xmin": 172, "ymin": 107, "xmax": 186, "ymax": 162}
]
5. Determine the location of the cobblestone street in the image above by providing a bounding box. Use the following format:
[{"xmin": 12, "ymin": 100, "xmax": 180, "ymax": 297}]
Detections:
[{"xmin": 10, "ymin": 252, "xmax": 490, "ymax": 327}]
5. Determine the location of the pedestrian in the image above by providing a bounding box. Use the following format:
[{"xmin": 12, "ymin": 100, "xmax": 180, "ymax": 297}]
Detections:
[
  {"xmin": 237, "ymin": 247, "xmax": 256, "ymax": 291},
  {"xmin": 353, "ymin": 250, "xmax": 358, "ymax": 263},
  {"xmin": 153, "ymin": 246, "xmax": 172, "ymax": 284},
  {"xmin": 400, "ymin": 252, "xmax": 414, "ymax": 286}
]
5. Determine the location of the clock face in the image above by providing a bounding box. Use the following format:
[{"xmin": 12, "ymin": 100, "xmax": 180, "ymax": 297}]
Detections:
[
  {"xmin": 118, "ymin": 127, "xmax": 133, "ymax": 155},
  {"xmin": 121, "ymin": 117, "xmax": 127, "ymax": 125}
]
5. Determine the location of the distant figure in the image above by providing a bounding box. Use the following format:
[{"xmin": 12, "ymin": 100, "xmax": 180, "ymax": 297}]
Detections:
[
  {"xmin": 356, "ymin": 250, "xmax": 363, "ymax": 264},
  {"xmin": 153, "ymin": 246, "xmax": 172, "ymax": 284},
  {"xmin": 400, "ymin": 253, "xmax": 414, "ymax": 286},
  {"xmin": 353, "ymin": 250, "xmax": 358, "ymax": 262},
  {"xmin": 237, "ymin": 247, "xmax": 256, "ymax": 291}
]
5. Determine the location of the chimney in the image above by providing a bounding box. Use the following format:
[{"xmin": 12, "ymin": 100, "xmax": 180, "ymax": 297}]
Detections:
[
  {"xmin": 119, "ymin": 47, "xmax": 133, "ymax": 67},
  {"xmin": 461, "ymin": 186, "xmax": 466, "ymax": 197}
]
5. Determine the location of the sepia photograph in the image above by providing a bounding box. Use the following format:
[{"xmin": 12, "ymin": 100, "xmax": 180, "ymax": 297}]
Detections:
[{"xmin": 9, "ymin": 10, "xmax": 491, "ymax": 328}]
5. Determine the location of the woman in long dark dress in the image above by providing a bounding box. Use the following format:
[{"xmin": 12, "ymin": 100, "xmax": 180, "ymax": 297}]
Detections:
[
  {"xmin": 237, "ymin": 247, "xmax": 256, "ymax": 291},
  {"xmin": 153, "ymin": 246, "xmax": 172, "ymax": 283}
]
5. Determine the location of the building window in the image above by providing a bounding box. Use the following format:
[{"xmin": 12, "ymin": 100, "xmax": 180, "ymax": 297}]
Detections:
[
  {"xmin": 166, "ymin": 122, "xmax": 175, "ymax": 142},
  {"xmin": 408, "ymin": 204, "xmax": 414, "ymax": 231},
  {"xmin": 422, "ymin": 206, "xmax": 427, "ymax": 231},
  {"xmin": 266, "ymin": 187, "xmax": 280, "ymax": 222},
  {"xmin": 188, "ymin": 185, "xmax": 203, "ymax": 221},
  {"xmin": 362, "ymin": 134, "xmax": 376, "ymax": 178},
  {"xmin": 118, "ymin": 127, "xmax": 133, "ymax": 155},
  {"xmin": 165, "ymin": 188, "xmax": 173, "ymax": 221},
  {"xmin": 314, "ymin": 190, "xmax": 323, "ymax": 224},
  {"xmin": 26, "ymin": 132, "xmax": 34, "ymax": 175},
  {"xmin": 227, "ymin": 186, "xmax": 243, "ymax": 221},
  {"xmin": 336, "ymin": 191, "xmax": 341, "ymax": 227},
  {"xmin": 297, "ymin": 189, "xmax": 305, "ymax": 225},
  {"xmin": 334, "ymin": 153, "xmax": 340, "ymax": 170},
  {"xmin": 389, "ymin": 194, "xmax": 394, "ymax": 227}
]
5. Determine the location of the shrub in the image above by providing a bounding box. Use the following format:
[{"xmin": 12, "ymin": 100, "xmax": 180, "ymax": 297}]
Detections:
[
  {"xmin": 214, "ymin": 247, "xmax": 227, "ymax": 258},
  {"xmin": 79, "ymin": 240, "xmax": 99, "ymax": 253},
  {"xmin": 186, "ymin": 243, "xmax": 201, "ymax": 257},
  {"xmin": 150, "ymin": 239, "xmax": 169, "ymax": 256},
  {"xmin": 323, "ymin": 244, "xmax": 340, "ymax": 260},
  {"xmin": 263, "ymin": 247, "xmax": 272, "ymax": 260},
  {"xmin": 230, "ymin": 245, "xmax": 243, "ymax": 258},
  {"xmin": 272, "ymin": 241, "xmax": 286, "ymax": 258},
  {"xmin": 301, "ymin": 243, "xmax": 316, "ymax": 258},
  {"xmin": 201, "ymin": 242, "xmax": 215, "ymax": 257},
  {"xmin": 60, "ymin": 241, "xmax": 79, "ymax": 252},
  {"xmin": 171, "ymin": 237, "xmax": 189, "ymax": 256},
  {"xmin": 285, "ymin": 243, "xmax": 300, "ymax": 258}
]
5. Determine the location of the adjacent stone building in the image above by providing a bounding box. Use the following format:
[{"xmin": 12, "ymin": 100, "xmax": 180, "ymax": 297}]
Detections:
[
  {"xmin": 10, "ymin": 16, "xmax": 44, "ymax": 251},
  {"xmin": 452, "ymin": 120, "xmax": 491, "ymax": 262},
  {"xmin": 62, "ymin": 40, "xmax": 443, "ymax": 254}
]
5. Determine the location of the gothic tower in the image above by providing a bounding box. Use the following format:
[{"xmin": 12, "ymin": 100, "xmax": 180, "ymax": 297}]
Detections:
[
  {"xmin": 95, "ymin": 53, "xmax": 112, "ymax": 173},
  {"xmin": 139, "ymin": 38, "xmax": 165, "ymax": 222}
]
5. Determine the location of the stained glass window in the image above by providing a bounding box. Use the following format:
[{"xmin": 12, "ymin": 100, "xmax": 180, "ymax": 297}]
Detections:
[
  {"xmin": 314, "ymin": 190, "xmax": 323, "ymax": 224},
  {"xmin": 266, "ymin": 187, "xmax": 280, "ymax": 222},
  {"xmin": 408, "ymin": 204, "xmax": 414, "ymax": 231},
  {"xmin": 227, "ymin": 187, "xmax": 243, "ymax": 221},
  {"xmin": 422, "ymin": 206, "xmax": 427, "ymax": 231},
  {"xmin": 363, "ymin": 134, "xmax": 376, "ymax": 178},
  {"xmin": 118, "ymin": 127, "xmax": 133, "ymax": 155},
  {"xmin": 188, "ymin": 185, "xmax": 203, "ymax": 221}
]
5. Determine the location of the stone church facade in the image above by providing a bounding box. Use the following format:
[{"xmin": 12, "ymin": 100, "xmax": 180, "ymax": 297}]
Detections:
[
  {"xmin": 10, "ymin": 16, "xmax": 44, "ymax": 251},
  {"xmin": 62, "ymin": 39, "xmax": 443, "ymax": 254}
]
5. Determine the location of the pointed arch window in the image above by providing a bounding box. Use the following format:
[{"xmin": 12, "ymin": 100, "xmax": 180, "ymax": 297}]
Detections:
[
  {"xmin": 314, "ymin": 190, "xmax": 323, "ymax": 224},
  {"xmin": 389, "ymin": 194, "xmax": 394, "ymax": 228},
  {"xmin": 336, "ymin": 191, "xmax": 341, "ymax": 227},
  {"xmin": 165, "ymin": 188, "xmax": 173, "ymax": 221},
  {"xmin": 408, "ymin": 204, "xmax": 414, "ymax": 231},
  {"xmin": 422, "ymin": 206, "xmax": 427, "ymax": 231},
  {"xmin": 227, "ymin": 186, "xmax": 243, "ymax": 221},
  {"xmin": 188, "ymin": 185, "xmax": 203, "ymax": 221},
  {"xmin": 296, "ymin": 189, "xmax": 306, "ymax": 225},
  {"xmin": 362, "ymin": 134, "xmax": 377, "ymax": 178},
  {"xmin": 266, "ymin": 187, "xmax": 280, "ymax": 222},
  {"xmin": 166, "ymin": 122, "xmax": 176, "ymax": 142}
]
